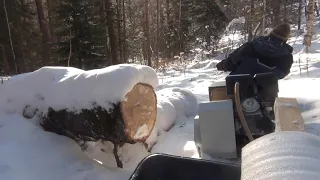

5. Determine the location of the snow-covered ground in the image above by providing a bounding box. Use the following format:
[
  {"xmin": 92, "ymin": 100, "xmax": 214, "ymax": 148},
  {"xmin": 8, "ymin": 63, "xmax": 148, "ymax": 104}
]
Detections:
[
  {"xmin": 0, "ymin": 64, "xmax": 200, "ymax": 180},
  {"xmin": 2, "ymin": 18, "xmax": 320, "ymax": 179}
]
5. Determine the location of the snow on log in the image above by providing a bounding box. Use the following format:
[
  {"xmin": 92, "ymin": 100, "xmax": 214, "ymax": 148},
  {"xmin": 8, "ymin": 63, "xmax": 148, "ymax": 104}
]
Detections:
[
  {"xmin": 0, "ymin": 64, "xmax": 158, "ymax": 168},
  {"xmin": 242, "ymin": 131, "xmax": 320, "ymax": 180},
  {"xmin": 0, "ymin": 64, "xmax": 158, "ymax": 114}
]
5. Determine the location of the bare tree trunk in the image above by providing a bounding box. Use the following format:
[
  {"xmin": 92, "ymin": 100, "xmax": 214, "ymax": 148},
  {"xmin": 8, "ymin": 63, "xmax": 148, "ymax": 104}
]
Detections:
[
  {"xmin": 178, "ymin": 0, "xmax": 182, "ymax": 51},
  {"xmin": 304, "ymin": 0, "xmax": 315, "ymax": 48},
  {"xmin": 105, "ymin": 0, "xmax": 119, "ymax": 65},
  {"xmin": 35, "ymin": 0, "xmax": 51, "ymax": 42},
  {"xmin": 253, "ymin": 22, "xmax": 262, "ymax": 37},
  {"xmin": 3, "ymin": 0, "xmax": 17, "ymax": 73},
  {"xmin": 0, "ymin": 44, "xmax": 10, "ymax": 74},
  {"xmin": 35, "ymin": 0, "xmax": 51, "ymax": 62},
  {"xmin": 298, "ymin": 0, "xmax": 302, "ymax": 29},
  {"xmin": 100, "ymin": 0, "xmax": 111, "ymax": 65},
  {"xmin": 271, "ymin": 0, "xmax": 280, "ymax": 26},
  {"xmin": 315, "ymin": 2, "xmax": 319, "ymax": 16},
  {"xmin": 116, "ymin": 0, "xmax": 123, "ymax": 63},
  {"xmin": 155, "ymin": 0, "xmax": 159, "ymax": 67},
  {"xmin": 283, "ymin": 0, "xmax": 288, "ymax": 22},
  {"xmin": 46, "ymin": 0, "xmax": 55, "ymax": 42},
  {"xmin": 16, "ymin": 33, "xmax": 26, "ymax": 72},
  {"xmin": 68, "ymin": 28, "xmax": 72, "ymax": 67},
  {"xmin": 122, "ymin": 0, "xmax": 126, "ymax": 63},
  {"xmin": 262, "ymin": 0, "xmax": 266, "ymax": 32},
  {"xmin": 165, "ymin": 0, "xmax": 170, "ymax": 58},
  {"xmin": 144, "ymin": 0, "xmax": 151, "ymax": 66},
  {"xmin": 213, "ymin": 0, "xmax": 231, "ymax": 21},
  {"xmin": 247, "ymin": 0, "xmax": 254, "ymax": 41},
  {"xmin": 166, "ymin": 0, "xmax": 169, "ymax": 23},
  {"xmin": 304, "ymin": 0, "xmax": 315, "ymax": 77}
]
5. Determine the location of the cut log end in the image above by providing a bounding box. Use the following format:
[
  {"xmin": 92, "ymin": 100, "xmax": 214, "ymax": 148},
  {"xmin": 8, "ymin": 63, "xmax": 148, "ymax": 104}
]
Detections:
[{"xmin": 121, "ymin": 83, "xmax": 157, "ymax": 142}]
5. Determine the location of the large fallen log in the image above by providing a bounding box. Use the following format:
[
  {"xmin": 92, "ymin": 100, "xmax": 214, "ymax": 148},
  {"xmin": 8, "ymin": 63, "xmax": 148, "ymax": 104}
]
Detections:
[
  {"xmin": 0, "ymin": 65, "xmax": 158, "ymax": 168},
  {"xmin": 41, "ymin": 83, "xmax": 157, "ymax": 168}
]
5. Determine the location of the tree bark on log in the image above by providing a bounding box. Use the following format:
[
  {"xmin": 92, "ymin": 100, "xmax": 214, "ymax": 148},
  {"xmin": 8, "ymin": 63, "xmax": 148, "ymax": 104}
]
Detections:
[{"xmin": 40, "ymin": 83, "xmax": 157, "ymax": 168}]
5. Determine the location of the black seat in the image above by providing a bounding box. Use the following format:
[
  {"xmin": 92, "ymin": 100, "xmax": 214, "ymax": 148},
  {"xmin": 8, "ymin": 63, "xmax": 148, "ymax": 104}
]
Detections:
[{"xmin": 129, "ymin": 153, "xmax": 241, "ymax": 180}]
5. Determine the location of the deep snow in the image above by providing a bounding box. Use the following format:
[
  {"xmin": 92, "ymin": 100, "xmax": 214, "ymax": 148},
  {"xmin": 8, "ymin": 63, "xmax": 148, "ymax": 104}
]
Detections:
[
  {"xmin": 2, "ymin": 18, "xmax": 320, "ymax": 180},
  {"xmin": 0, "ymin": 113, "xmax": 131, "ymax": 180},
  {"xmin": 0, "ymin": 63, "xmax": 200, "ymax": 179}
]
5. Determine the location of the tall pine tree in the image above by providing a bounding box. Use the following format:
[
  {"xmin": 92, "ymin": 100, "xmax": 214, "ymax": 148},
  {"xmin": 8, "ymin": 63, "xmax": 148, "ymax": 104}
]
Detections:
[{"xmin": 54, "ymin": 0, "xmax": 107, "ymax": 70}]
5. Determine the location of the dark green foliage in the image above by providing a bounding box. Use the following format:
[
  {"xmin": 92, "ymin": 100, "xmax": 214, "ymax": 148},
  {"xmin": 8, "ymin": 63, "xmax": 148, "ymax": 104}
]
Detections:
[
  {"xmin": 188, "ymin": 0, "xmax": 229, "ymax": 50},
  {"xmin": 0, "ymin": 0, "xmax": 230, "ymax": 73},
  {"xmin": 53, "ymin": 0, "xmax": 107, "ymax": 69}
]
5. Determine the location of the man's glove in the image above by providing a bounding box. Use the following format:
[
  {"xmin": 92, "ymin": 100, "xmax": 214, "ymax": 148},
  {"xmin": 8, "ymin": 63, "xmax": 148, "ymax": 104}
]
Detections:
[
  {"xmin": 216, "ymin": 59, "xmax": 237, "ymax": 72},
  {"xmin": 216, "ymin": 61, "xmax": 225, "ymax": 71}
]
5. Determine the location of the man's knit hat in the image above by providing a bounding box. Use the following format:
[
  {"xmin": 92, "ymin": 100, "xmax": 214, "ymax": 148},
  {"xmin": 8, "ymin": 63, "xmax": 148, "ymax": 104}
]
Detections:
[{"xmin": 270, "ymin": 23, "xmax": 291, "ymax": 42}]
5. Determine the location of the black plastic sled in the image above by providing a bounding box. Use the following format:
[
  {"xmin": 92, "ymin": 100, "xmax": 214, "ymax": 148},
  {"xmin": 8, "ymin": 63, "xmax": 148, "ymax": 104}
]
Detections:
[{"xmin": 129, "ymin": 153, "xmax": 241, "ymax": 180}]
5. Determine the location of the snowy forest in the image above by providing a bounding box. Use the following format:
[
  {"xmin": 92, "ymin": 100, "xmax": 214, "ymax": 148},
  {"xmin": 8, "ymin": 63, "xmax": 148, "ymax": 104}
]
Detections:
[
  {"xmin": 3, "ymin": 0, "xmax": 320, "ymax": 178},
  {"xmin": 0, "ymin": 0, "xmax": 316, "ymax": 75}
]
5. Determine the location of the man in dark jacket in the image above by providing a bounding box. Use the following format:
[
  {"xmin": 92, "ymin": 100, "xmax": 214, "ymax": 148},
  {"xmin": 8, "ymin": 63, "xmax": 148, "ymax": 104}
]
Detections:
[{"xmin": 216, "ymin": 23, "xmax": 294, "ymax": 79}]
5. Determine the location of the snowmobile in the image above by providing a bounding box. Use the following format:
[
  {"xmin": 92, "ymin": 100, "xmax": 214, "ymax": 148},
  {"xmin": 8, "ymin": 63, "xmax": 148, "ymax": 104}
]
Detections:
[{"xmin": 129, "ymin": 72, "xmax": 279, "ymax": 180}]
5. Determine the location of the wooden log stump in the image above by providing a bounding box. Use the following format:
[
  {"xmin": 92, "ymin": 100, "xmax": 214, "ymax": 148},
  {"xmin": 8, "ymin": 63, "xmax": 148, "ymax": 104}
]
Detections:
[{"xmin": 40, "ymin": 83, "xmax": 157, "ymax": 168}]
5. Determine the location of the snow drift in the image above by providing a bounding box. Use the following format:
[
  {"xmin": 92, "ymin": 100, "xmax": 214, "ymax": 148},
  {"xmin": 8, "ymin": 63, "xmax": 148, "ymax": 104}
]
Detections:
[
  {"xmin": 0, "ymin": 112, "xmax": 131, "ymax": 180},
  {"xmin": 186, "ymin": 60, "xmax": 220, "ymax": 70},
  {"xmin": 154, "ymin": 88, "xmax": 198, "ymax": 132},
  {"xmin": 144, "ymin": 88, "xmax": 198, "ymax": 151}
]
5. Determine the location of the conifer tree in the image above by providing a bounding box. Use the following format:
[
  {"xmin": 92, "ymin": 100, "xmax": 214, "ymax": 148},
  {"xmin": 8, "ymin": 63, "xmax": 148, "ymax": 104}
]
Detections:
[{"xmin": 54, "ymin": 0, "xmax": 107, "ymax": 69}]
